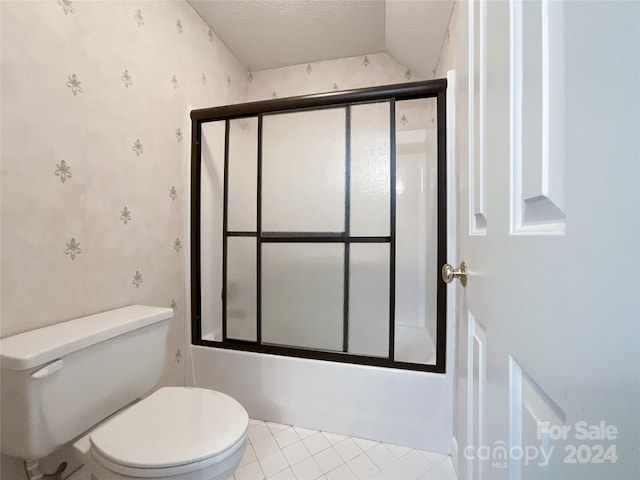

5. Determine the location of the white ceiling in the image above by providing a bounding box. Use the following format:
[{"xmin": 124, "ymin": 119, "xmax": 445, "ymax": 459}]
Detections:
[
  {"xmin": 188, "ymin": 0, "xmax": 454, "ymax": 77},
  {"xmin": 385, "ymin": 1, "xmax": 453, "ymax": 77}
]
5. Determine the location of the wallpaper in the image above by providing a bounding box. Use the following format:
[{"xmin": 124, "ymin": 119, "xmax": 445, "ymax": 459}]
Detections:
[
  {"xmin": 1, "ymin": 2, "xmax": 439, "ymax": 387},
  {"xmin": 0, "ymin": 2, "xmax": 452, "ymax": 476},
  {"xmin": 247, "ymin": 52, "xmax": 426, "ymax": 102},
  {"xmin": 0, "ymin": 1, "xmax": 248, "ymax": 390}
]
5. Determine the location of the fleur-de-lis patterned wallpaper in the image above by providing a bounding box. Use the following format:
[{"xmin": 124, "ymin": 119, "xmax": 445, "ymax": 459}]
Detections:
[
  {"xmin": 1, "ymin": 0, "xmax": 457, "ymax": 474},
  {"xmin": 1, "ymin": 1, "xmax": 248, "ymax": 391},
  {"xmin": 2, "ymin": 0, "xmax": 452, "ymax": 396},
  {"xmin": 246, "ymin": 52, "xmax": 423, "ymax": 102}
]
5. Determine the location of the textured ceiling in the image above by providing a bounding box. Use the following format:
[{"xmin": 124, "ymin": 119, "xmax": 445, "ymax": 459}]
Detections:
[
  {"xmin": 385, "ymin": 1, "xmax": 454, "ymax": 77},
  {"xmin": 188, "ymin": 0, "xmax": 454, "ymax": 77}
]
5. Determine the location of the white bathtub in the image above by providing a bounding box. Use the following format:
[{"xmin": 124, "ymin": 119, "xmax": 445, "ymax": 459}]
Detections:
[
  {"xmin": 188, "ymin": 339, "xmax": 451, "ymax": 453},
  {"xmin": 184, "ymin": 71, "xmax": 458, "ymax": 456}
]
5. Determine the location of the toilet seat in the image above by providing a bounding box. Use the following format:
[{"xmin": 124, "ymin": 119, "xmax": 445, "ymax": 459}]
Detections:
[
  {"xmin": 88, "ymin": 387, "xmax": 248, "ymax": 478},
  {"xmin": 90, "ymin": 433, "xmax": 246, "ymax": 478}
]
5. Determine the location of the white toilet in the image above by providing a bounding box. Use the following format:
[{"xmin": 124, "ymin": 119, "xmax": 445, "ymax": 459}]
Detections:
[{"xmin": 0, "ymin": 305, "xmax": 248, "ymax": 480}]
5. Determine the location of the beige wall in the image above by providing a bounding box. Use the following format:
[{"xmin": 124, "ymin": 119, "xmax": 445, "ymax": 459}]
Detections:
[
  {"xmin": 247, "ymin": 52, "xmax": 425, "ymax": 101},
  {"xmin": 1, "ymin": 1, "xmax": 248, "ymax": 477},
  {"xmin": 0, "ymin": 2, "xmax": 455, "ymax": 474},
  {"xmin": 0, "ymin": 1, "xmax": 247, "ymax": 386}
]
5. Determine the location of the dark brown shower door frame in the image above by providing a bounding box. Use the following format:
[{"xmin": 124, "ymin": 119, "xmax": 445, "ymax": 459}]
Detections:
[{"xmin": 190, "ymin": 79, "xmax": 448, "ymax": 373}]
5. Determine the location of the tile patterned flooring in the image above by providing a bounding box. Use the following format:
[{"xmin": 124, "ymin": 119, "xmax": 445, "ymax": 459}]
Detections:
[{"xmin": 231, "ymin": 419, "xmax": 457, "ymax": 480}]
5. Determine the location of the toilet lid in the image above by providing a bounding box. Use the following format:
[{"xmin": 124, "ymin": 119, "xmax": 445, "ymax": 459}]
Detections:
[{"xmin": 89, "ymin": 387, "xmax": 248, "ymax": 469}]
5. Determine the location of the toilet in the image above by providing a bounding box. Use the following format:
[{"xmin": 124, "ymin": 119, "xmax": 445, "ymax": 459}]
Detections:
[{"xmin": 0, "ymin": 305, "xmax": 248, "ymax": 480}]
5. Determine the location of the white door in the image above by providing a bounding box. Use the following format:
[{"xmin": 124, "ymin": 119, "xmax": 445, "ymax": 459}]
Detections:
[{"xmin": 455, "ymin": 1, "xmax": 639, "ymax": 479}]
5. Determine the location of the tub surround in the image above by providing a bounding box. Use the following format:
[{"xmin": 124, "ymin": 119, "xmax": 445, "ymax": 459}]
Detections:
[{"xmin": 190, "ymin": 55, "xmax": 455, "ymax": 454}]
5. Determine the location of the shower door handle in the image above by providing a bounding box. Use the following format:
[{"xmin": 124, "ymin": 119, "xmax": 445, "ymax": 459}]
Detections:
[{"xmin": 442, "ymin": 262, "xmax": 468, "ymax": 287}]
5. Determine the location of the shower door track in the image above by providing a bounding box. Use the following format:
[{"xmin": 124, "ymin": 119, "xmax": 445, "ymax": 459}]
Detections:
[{"xmin": 190, "ymin": 79, "xmax": 447, "ymax": 374}]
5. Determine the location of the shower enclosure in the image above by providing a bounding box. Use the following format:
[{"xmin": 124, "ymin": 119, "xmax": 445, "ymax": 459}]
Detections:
[{"xmin": 191, "ymin": 79, "xmax": 447, "ymax": 373}]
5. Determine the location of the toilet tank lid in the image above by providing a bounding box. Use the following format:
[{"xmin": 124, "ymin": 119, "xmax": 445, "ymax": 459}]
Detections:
[{"xmin": 0, "ymin": 305, "xmax": 173, "ymax": 371}]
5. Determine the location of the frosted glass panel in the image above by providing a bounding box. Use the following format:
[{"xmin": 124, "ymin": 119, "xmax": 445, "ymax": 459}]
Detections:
[
  {"xmin": 351, "ymin": 102, "xmax": 390, "ymax": 236},
  {"xmin": 348, "ymin": 244, "xmax": 389, "ymax": 357},
  {"xmin": 262, "ymin": 109, "xmax": 346, "ymax": 232},
  {"xmin": 394, "ymin": 98, "xmax": 437, "ymax": 365},
  {"xmin": 200, "ymin": 121, "xmax": 225, "ymax": 342},
  {"xmin": 228, "ymin": 118, "xmax": 257, "ymax": 231},
  {"xmin": 226, "ymin": 237, "xmax": 257, "ymax": 341},
  {"xmin": 262, "ymin": 243, "xmax": 343, "ymax": 351}
]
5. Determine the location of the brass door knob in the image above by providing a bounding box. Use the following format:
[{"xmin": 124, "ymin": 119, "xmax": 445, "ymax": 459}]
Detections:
[{"xmin": 442, "ymin": 261, "xmax": 468, "ymax": 286}]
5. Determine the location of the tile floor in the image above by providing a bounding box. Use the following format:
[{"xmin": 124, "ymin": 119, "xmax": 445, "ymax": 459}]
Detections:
[{"xmin": 231, "ymin": 419, "xmax": 457, "ymax": 480}]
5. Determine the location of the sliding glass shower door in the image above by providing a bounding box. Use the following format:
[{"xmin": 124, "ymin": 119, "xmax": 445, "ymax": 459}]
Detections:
[{"xmin": 193, "ymin": 80, "xmax": 447, "ymax": 372}]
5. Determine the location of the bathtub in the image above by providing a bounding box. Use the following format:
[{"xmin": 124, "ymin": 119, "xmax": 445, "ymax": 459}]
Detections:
[{"xmin": 188, "ymin": 325, "xmax": 450, "ymax": 452}]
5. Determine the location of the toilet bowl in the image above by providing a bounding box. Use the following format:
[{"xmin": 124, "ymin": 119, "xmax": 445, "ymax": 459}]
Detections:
[{"xmin": 73, "ymin": 387, "xmax": 248, "ymax": 480}]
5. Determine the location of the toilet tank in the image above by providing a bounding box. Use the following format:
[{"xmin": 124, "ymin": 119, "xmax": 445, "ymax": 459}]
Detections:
[{"xmin": 0, "ymin": 305, "xmax": 173, "ymax": 460}]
